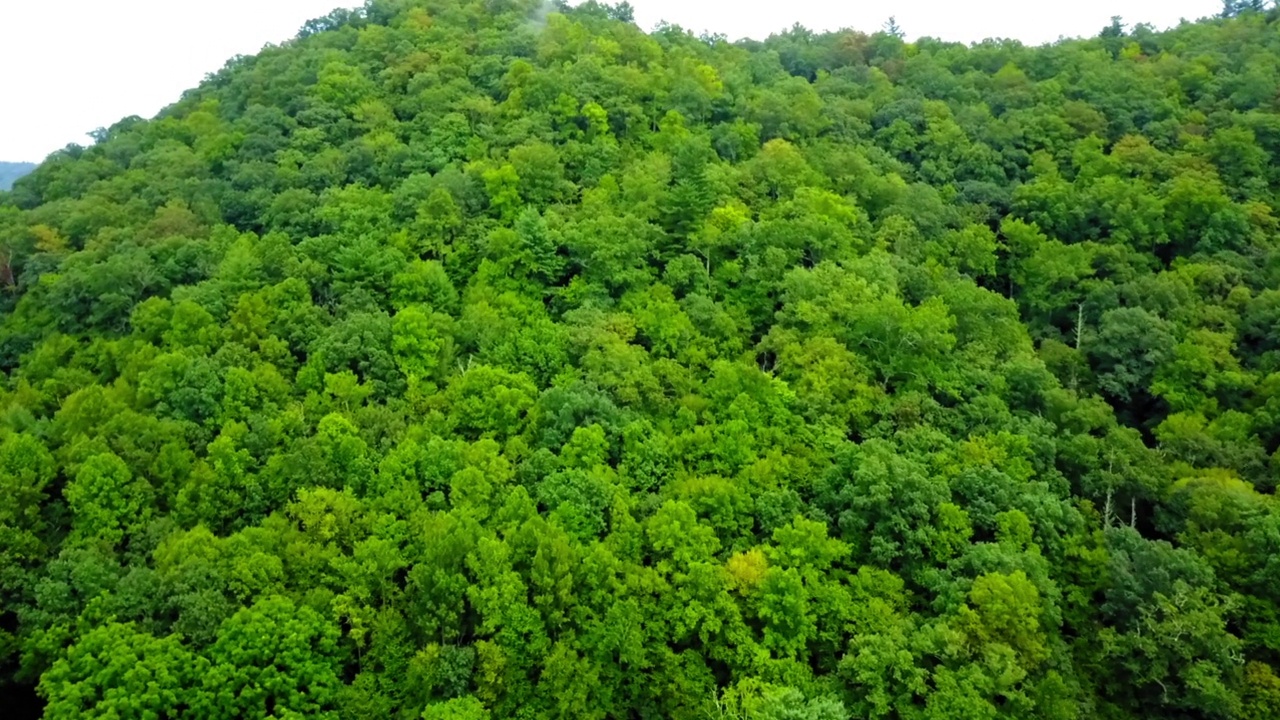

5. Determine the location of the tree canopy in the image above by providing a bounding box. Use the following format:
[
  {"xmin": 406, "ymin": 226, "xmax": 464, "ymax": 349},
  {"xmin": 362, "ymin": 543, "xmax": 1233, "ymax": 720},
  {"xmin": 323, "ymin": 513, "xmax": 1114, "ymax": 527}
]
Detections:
[{"xmin": 5, "ymin": 1, "xmax": 1280, "ymax": 718}]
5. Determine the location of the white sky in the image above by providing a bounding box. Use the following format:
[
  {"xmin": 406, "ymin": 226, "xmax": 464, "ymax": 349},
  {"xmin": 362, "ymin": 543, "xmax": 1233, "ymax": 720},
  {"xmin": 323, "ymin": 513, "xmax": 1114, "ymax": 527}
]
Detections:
[{"xmin": 0, "ymin": 0, "xmax": 1221, "ymax": 163}]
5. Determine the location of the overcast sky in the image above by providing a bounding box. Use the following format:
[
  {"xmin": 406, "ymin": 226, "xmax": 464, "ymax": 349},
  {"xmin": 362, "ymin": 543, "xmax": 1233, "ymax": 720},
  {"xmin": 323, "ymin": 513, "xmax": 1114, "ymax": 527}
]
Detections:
[{"xmin": 0, "ymin": 0, "xmax": 1221, "ymax": 163}]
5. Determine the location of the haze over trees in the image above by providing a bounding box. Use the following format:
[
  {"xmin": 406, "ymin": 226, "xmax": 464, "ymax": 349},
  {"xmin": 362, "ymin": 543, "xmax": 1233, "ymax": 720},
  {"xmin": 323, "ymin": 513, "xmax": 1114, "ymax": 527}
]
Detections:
[{"xmin": 5, "ymin": 1, "xmax": 1280, "ymax": 718}]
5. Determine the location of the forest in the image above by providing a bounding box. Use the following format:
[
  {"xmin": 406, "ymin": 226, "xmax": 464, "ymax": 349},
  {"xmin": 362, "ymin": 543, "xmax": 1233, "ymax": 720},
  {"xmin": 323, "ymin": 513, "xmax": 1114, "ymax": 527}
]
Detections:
[{"xmin": 3, "ymin": 0, "xmax": 1280, "ymax": 717}]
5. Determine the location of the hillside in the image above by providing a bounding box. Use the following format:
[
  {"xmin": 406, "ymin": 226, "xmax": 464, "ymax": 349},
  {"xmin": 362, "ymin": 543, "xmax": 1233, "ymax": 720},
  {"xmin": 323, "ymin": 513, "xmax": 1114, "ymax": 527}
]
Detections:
[
  {"xmin": 4, "ymin": 1, "xmax": 1280, "ymax": 718},
  {"xmin": 0, "ymin": 162, "xmax": 35, "ymax": 191}
]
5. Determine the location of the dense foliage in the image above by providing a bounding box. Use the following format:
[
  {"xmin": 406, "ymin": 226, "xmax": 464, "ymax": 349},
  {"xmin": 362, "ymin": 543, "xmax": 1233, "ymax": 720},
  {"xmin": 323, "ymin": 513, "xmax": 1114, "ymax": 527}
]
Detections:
[
  {"xmin": 5, "ymin": 1, "xmax": 1280, "ymax": 717},
  {"xmin": 0, "ymin": 163, "xmax": 36, "ymax": 192}
]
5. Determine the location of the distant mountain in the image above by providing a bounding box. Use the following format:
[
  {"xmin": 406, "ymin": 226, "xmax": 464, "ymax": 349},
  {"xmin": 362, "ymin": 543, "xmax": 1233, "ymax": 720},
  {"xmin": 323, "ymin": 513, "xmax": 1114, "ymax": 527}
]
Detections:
[{"xmin": 0, "ymin": 161, "xmax": 35, "ymax": 191}]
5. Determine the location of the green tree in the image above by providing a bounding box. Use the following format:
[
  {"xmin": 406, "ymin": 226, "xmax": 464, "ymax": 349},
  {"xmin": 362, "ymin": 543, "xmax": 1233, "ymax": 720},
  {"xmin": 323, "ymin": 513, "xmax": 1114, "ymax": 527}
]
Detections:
[
  {"xmin": 39, "ymin": 624, "xmax": 202, "ymax": 720},
  {"xmin": 194, "ymin": 595, "xmax": 344, "ymax": 719},
  {"xmin": 64, "ymin": 452, "xmax": 153, "ymax": 546}
]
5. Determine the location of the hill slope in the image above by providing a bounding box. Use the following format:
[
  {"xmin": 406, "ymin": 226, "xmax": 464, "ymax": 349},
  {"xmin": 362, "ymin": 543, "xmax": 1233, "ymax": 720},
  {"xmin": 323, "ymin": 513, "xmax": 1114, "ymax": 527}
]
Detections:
[
  {"xmin": 4, "ymin": 1, "xmax": 1280, "ymax": 718},
  {"xmin": 0, "ymin": 162, "xmax": 35, "ymax": 191}
]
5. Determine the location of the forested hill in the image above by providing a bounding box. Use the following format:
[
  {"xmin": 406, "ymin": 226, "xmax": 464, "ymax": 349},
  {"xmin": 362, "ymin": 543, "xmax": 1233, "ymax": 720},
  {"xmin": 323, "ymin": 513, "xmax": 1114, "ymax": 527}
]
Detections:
[
  {"xmin": 0, "ymin": 162, "xmax": 35, "ymax": 191},
  {"xmin": 5, "ymin": 1, "xmax": 1280, "ymax": 717}
]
